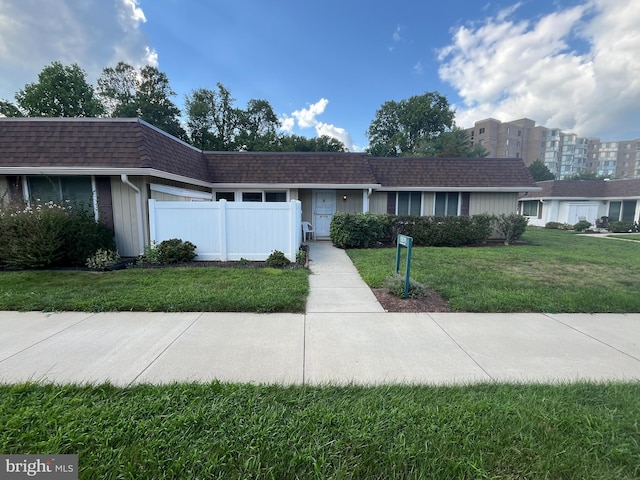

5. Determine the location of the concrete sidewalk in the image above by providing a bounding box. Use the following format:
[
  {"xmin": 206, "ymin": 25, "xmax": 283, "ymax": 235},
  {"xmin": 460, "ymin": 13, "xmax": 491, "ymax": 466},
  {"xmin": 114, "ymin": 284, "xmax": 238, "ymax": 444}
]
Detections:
[{"xmin": 0, "ymin": 242, "xmax": 639, "ymax": 386}]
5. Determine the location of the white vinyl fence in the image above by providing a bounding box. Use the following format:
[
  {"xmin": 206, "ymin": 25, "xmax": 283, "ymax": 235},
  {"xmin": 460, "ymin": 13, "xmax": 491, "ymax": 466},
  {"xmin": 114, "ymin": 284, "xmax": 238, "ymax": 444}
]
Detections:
[{"xmin": 148, "ymin": 199, "xmax": 302, "ymax": 261}]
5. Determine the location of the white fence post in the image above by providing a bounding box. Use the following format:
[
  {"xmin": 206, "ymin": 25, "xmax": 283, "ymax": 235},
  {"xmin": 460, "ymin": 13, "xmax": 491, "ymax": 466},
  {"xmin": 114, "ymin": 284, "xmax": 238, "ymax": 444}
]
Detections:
[{"xmin": 219, "ymin": 199, "xmax": 228, "ymax": 261}]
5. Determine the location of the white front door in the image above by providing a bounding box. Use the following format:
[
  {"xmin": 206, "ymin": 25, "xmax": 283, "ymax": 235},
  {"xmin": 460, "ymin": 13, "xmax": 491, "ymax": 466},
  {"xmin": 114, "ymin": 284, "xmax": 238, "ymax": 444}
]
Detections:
[{"xmin": 313, "ymin": 190, "xmax": 336, "ymax": 238}]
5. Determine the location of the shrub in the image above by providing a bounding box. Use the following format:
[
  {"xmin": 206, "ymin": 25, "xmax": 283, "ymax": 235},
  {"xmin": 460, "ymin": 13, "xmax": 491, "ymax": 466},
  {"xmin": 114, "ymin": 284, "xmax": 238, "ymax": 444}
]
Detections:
[
  {"xmin": 608, "ymin": 221, "xmax": 637, "ymax": 233},
  {"xmin": 156, "ymin": 238, "xmax": 197, "ymax": 264},
  {"xmin": 138, "ymin": 241, "xmax": 161, "ymax": 264},
  {"xmin": 86, "ymin": 249, "xmax": 121, "ymax": 270},
  {"xmin": 495, "ymin": 214, "xmax": 528, "ymax": 245},
  {"xmin": 0, "ymin": 201, "xmax": 70, "ymax": 268},
  {"xmin": 296, "ymin": 248, "xmax": 307, "ymax": 266},
  {"xmin": 545, "ymin": 222, "xmax": 563, "ymax": 229},
  {"xmin": 60, "ymin": 206, "xmax": 116, "ymax": 266},
  {"xmin": 573, "ymin": 220, "xmax": 592, "ymax": 232},
  {"xmin": 265, "ymin": 250, "xmax": 291, "ymax": 267},
  {"xmin": 383, "ymin": 274, "xmax": 428, "ymax": 299},
  {"xmin": 330, "ymin": 212, "xmax": 388, "ymax": 248}
]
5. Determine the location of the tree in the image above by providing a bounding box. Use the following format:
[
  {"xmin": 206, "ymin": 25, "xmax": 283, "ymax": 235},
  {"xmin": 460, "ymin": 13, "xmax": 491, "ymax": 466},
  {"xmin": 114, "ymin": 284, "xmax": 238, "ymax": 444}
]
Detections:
[
  {"xmin": 275, "ymin": 134, "xmax": 347, "ymax": 152},
  {"xmin": 236, "ymin": 99, "xmax": 279, "ymax": 151},
  {"xmin": 14, "ymin": 62, "xmax": 104, "ymax": 117},
  {"xmin": 416, "ymin": 127, "xmax": 488, "ymax": 158},
  {"xmin": 567, "ymin": 170, "xmax": 611, "ymax": 180},
  {"xmin": 366, "ymin": 91, "xmax": 455, "ymax": 157},
  {"xmin": 0, "ymin": 99, "xmax": 23, "ymax": 117},
  {"xmin": 97, "ymin": 62, "xmax": 186, "ymax": 139},
  {"xmin": 528, "ymin": 159, "xmax": 556, "ymax": 181},
  {"xmin": 185, "ymin": 84, "xmax": 242, "ymax": 150}
]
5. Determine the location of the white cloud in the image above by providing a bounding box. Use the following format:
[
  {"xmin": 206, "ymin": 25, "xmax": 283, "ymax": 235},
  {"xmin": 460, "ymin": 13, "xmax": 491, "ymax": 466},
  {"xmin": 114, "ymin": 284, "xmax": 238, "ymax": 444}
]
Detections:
[
  {"xmin": 292, "ymin": 98, "xmax": 329, "ymax": 128},
  {"xmin": 438, "ymin": 0, "xmax": 640, "ymax": 139},
  {"xmin": 0, "ymin": 0, "xmax": 156, "ymax": 101},
  {"xmin": 316, "ymin": 123, "xmax": 354, "ymax": 151},
  {"xmin": 413, "ymin": 61, "xmax": 424, "ymax": 74},
  {"xmin": 282, "ymin": 98, "xmax": 355, "ymax": 151}
]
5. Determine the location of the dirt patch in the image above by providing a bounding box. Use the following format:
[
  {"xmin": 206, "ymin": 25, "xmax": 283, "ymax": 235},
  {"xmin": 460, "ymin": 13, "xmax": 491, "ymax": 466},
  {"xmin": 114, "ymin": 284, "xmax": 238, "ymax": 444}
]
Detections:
[{"xmin": 371, "ymin": 288, "xmax": 450, "ymax": 313}]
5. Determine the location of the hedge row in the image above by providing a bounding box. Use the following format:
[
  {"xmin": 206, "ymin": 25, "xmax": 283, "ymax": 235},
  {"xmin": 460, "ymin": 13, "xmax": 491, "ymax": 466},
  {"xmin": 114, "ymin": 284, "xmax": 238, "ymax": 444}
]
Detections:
[
  {"xmin": 329, "ymin": 212, "xmax": 527, "ymax": 248},
  {"xmin": 0, "ymin": 201, "xmax": 115, "ymax": 269}
]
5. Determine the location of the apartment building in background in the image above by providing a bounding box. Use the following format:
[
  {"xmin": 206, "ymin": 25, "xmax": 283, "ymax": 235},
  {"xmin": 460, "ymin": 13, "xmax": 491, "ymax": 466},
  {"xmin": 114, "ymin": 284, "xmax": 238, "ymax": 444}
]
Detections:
[{"xmin": 466, "ymin": 118, "xmax": 640, "ymax": 180}]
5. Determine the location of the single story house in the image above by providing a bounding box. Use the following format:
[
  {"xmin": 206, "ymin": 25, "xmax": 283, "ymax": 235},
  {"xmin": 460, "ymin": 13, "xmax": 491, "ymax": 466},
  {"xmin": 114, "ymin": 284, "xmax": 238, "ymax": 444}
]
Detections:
[
  {"xmin": 1, "ymin": 118, "xmax": 539, "ymax": 257},
  {"xmin": 518, "ymin": 179, "xmax": 640, "ymax": 227}
]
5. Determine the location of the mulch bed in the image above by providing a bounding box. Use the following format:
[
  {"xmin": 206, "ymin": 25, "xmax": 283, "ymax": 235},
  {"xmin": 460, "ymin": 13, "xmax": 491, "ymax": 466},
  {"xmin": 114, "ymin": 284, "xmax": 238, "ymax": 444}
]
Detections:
[{"xmin": 371, "ymin": 288, "xmax": 450, "ymax": 313}]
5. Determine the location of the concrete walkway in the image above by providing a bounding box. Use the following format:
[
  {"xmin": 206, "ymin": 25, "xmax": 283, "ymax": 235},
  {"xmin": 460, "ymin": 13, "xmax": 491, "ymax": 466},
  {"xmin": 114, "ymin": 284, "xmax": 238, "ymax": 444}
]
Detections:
[{"xmin": 1, "ymin": 242, "xmax": 639, "ymax": 386}]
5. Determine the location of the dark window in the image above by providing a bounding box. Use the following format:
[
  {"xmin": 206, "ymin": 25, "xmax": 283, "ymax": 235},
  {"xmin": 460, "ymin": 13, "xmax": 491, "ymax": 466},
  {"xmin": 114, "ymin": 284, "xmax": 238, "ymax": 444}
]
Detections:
[
  {"xmin": 397, "ymin": 191, "xmax": 421, "ymax": 215},
  {"xmin": 28, "ymin": 176, "xmax": 92, "ymax": 207},
  {"xmin": 435, "ymin": 192, "xmax": 459, "ymax": 216},
  {"xmin": 622, "ymin": 200, "xmax": 637, "ymax": 222},
  {"xmin": 609, "ymin": 201, "xmax": 621, "ymax": 221},
  {"xmin": 242, "ymin": 192, "xmax": 262, "ymax": 202},
  {"xmin": 216, "ymin": 192, "xmax": 235, "ymax": 201},
  {"xmin": 265, "ymin": 191, "xmax": 287, "ymax": 202},
  {"xmin": 521, "ymin": 201, "xmax": 538, "ymax": 217}
]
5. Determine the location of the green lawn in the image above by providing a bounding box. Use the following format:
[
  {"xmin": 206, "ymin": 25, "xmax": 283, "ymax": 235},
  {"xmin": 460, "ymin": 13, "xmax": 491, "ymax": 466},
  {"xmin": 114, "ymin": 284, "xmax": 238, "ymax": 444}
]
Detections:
[
  {"xmin": 2, "ymin": 382, "xmax": 638, "ymax": 479},
  {"xmin": 347, "ymin": 228, "xmax": 640, "ymax": 312},
  {"xmin": 0, "ymin": 267, "xmax": 309, "ymax": 313}
]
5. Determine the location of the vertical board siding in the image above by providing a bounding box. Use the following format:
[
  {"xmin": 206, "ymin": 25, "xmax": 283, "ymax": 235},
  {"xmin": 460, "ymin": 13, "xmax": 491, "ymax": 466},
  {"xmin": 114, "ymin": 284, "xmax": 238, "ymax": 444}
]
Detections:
[
  {"xmin": 469, "ymin": 193, "xmax": 518, "ymax": 215},
  {"xmin": 110, "ymin": 177, "xmax": 141, "ymax": 257},
  {"xmin": 149, "ymin": 200, "xmax": 302, "ymax": 261}
]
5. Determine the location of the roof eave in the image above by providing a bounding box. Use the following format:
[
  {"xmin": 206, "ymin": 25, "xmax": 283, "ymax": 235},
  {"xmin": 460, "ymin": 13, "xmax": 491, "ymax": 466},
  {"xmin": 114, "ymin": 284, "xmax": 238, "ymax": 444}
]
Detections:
[
  {"xmin": 210, "ymin": 183, "xmax": 382, "ymax": 190},
  {"xmin": 0, "ymin": 166, "xmax": 214, "ymax": 188},
  {"xmin": 376, "ymin": 186, "xmax": 541, "ymax": 192}
]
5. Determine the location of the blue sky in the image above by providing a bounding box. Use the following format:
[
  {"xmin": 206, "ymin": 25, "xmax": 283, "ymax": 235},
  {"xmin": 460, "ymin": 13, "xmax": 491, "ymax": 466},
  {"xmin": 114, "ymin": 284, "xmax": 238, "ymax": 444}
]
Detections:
[{"xmin": 1, "ymin": 0, "xmax": 639, "ymax": 150}]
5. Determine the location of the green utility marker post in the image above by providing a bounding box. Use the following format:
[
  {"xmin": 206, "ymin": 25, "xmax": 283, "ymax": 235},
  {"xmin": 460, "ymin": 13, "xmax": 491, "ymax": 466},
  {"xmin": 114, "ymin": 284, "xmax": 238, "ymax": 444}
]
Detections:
[{"xmin": 395, "ymin": 234, "xmax": 413, "ymax": 299}]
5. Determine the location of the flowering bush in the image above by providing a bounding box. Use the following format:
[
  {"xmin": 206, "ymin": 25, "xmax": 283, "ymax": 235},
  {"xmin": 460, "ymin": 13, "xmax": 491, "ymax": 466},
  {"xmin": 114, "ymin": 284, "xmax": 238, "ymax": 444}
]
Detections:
[
  {"xmin": 86, "ymin": 249, "xmax": 121, "ymax": 270},
  {"xmin": 0, "ymin": 201, "xmax": 71, "ymax": 268},
  {"xmin": 0, "ymin": 200, "xmax": 115, "ymax": 269}
]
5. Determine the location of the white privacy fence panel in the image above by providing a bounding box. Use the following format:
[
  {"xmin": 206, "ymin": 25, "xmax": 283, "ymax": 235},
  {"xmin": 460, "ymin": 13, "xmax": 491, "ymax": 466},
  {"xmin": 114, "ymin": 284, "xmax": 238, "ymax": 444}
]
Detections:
[{"xmin": 148, "ymin": 199, "xmax": 302, "ymax": 261}]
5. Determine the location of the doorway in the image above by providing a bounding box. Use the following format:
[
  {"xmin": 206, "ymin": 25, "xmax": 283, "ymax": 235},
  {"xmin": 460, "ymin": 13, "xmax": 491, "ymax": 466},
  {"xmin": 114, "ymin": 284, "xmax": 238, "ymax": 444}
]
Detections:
[{"xmin": 313, "ymin": 190, "xmax": 336, "ymax": 238}]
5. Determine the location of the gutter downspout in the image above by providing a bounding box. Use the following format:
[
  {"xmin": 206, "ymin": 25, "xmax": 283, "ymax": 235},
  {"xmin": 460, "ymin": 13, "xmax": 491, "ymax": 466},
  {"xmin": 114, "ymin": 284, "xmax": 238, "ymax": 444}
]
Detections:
[{"xmin": 120, "ymin": 174, "xmax": 145, "ymax": 256}]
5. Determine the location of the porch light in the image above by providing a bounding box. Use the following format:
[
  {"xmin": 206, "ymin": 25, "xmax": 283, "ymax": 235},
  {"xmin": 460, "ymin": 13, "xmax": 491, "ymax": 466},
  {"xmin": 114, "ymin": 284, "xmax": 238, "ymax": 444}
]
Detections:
[{"xmin": 342, "ymin": 194, "xmax": 348, "ymax": 201}]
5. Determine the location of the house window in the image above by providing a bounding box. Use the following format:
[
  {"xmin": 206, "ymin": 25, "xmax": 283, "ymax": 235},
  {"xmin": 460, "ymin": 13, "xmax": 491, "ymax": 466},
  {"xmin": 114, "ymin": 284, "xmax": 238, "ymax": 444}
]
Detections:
[
  {"xmin": 265, "ymin": 191, "xmax": 287, "ymax": 202},
  {"xmin": 609, "ymin": 201, "xmax": 621, "ymax": 221},
  {"xmin": 397, "ymin": 191, "xmax": 421, "ymax": 215},
  {"xmin": 242, "ymin": 192, "xmax": 262, "ymax": 202},
  {"xmin": 479, "ymin": 127, "xmax": 485, "ymax": 134},
  {"xmin": 521, "ymin": 201, "xmax": 538, "ymax": 217},
  {"xmin": 434, "ymin": 192, "xmax": 459, "ymax": 216},
  {"xmin": 216, "ymin": 192, "xmax": 235, "ymax": 201},
  {"xmin": 28, "ymin": 176, "xmax": 93, "ymax": 207},
  {"xmin": 622, "ymin": 200, "xmax": 637, "ymax": 222}
]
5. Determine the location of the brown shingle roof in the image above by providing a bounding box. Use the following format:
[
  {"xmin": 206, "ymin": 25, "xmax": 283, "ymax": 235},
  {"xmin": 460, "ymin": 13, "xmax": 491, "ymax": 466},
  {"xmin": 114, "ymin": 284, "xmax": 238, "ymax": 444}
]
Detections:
[
  {"xmin": 369, "ymin": 157, "xmax": 537, "ymax": 189},
  {"xmin": 205, "ymin": 151, "xmax": 378, "ymax": 185},
  {"xmin": 0, "ymin": 118, "xmax": 208, "ymax": 182},
  {"xmin": 523, "ymin": 179, "xmax": 640, "ymax": 199}
]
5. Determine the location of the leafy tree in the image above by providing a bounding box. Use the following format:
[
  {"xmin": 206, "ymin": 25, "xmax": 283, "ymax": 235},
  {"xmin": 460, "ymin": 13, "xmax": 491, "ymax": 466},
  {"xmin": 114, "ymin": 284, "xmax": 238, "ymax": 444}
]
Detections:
[
  {"xmin": 96, "ymin": 61, "xmax": 138, "ymax": 117},
  {"xmin": 528, "ymin": 159, "xmax": 556, "ymax": 181},
  {"xmin": 13, "ymin": 62, "xmax": 104, "ymax": 117},
  {"xmin": 366, "ymin": 91, "xmax": 455, "ymax": 157},
  {"xmin": 416, "ymin": 127, "xmax": 488, "ymax": 158},
  {"xmin": 275, "ymin": 134, "xmax": 347, "ymax": 152},
  {"xmin": 236, "ymin": 99, "xmax": 279, "ymax": 151},
  {"xmin": 185, "ymin": 84, "xmax": 242, "ymax": 150},
  {"xmin": 97, "ymin": 62, "xmax": 186, "ymax": 139},
  {"xmin": 0, "ymin": 99, "xmax": 23, "ymax": 117}
]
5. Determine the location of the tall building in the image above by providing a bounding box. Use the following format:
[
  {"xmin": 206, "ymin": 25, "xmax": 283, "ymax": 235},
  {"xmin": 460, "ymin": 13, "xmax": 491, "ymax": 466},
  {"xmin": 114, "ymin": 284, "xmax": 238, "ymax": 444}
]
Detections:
[{"xmin": 466, "ymin": 118, "xmax": 640, "ymax": 180}]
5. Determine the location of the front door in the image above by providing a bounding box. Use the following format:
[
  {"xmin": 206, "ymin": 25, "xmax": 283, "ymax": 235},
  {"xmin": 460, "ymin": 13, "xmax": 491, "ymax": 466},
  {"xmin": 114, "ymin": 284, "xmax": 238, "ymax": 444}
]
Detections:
[{"xmin": 313, "ymin": 190, "xmax": 336, "ymax": 238}]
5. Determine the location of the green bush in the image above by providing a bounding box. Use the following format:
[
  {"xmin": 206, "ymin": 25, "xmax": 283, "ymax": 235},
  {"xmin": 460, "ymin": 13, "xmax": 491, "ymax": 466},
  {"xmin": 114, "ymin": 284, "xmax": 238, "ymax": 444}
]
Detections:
[
  {"xmin": 61, "ymin": 206, "xmax": 116, "ymax": 266},
  {"xmin": 495, "ymin": 214, "xmax": 528, "ymax": 245},
  {"xmin": 156, "ymin": 238, "xmax": 197, "ymax": 264},
  {"xmin": 265, "ymin": 250, "xmax": 291, "ymax": 267},
  {"xmin": 545, "ymin": 222, "xmax": 563, "ymax": 229},
  {"xmin": 330, "ymin": 212, "xmax": 388, "ymax": 248},
  {"xmin": 608, "ymin": 221, "xmax": 637, "ymax": 233},
  {"xmin": 383, "ymin": 273, "xmax": 428, "ymax": 299},
  {"xmin": 0, "ymin": 202, "xmax": 70, "ymax": 268},
  {"xmin": 86, "ymin": 249, "xmax": 121, "ymax": 270},
  {"xmin": 573, "ymin": 220, "xmax": 592, "ymax": 232},
  {"xmin": 330, "ymin": 213, "xmax": 498, "ymax": 248}
]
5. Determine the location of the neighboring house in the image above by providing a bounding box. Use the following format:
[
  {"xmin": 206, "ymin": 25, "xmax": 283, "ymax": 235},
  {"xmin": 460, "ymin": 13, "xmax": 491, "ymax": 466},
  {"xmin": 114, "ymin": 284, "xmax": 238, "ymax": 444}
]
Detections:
[
  {"xmin": 518, "ymin": 179, "xmax": 640, "ymax": 227},
  {"xmin": 0, "ymin": 118, "xmax": 539, "ymax": 257}
]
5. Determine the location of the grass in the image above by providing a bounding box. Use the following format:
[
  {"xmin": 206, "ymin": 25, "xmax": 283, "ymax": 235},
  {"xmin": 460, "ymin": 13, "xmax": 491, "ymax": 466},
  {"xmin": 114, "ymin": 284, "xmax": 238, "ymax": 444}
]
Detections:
[
  {"xmin": 347, "ymin": 228, "xmax": 640, "ymax": 312},
  {"xmin": 0, "ymin": 267, "xmax": 309, "ymax": 313},
  {"xmin": 607, "ymin": 234, "xmax": 640, "ymax": 242},
  {"xmin": 1, "ymin": 381, "xmax": 638, "ymax": 479}
]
